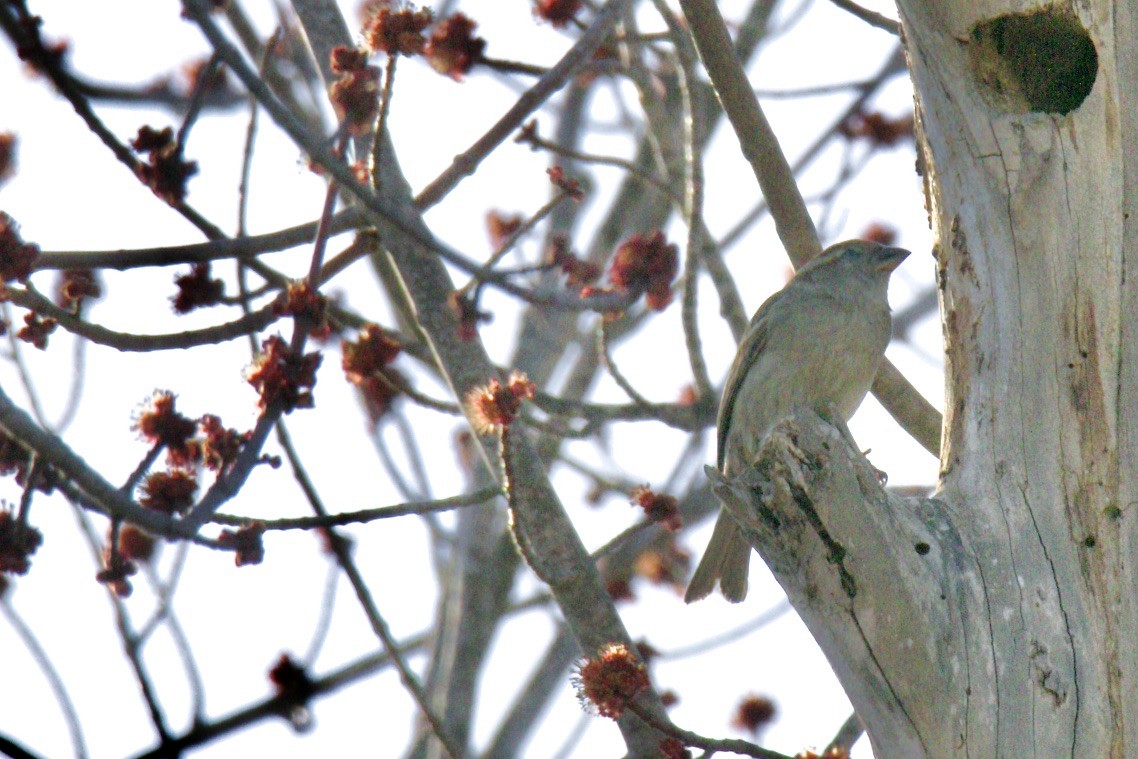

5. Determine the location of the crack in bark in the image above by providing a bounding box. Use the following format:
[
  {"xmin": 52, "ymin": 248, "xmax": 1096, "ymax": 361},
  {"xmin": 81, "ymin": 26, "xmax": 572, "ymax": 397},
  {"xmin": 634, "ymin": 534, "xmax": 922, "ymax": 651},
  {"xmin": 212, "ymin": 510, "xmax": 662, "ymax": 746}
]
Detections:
[
  {"xmin": 785, "ymin": 478, "xmax": 857, "ymax": 598},
  {"xmin": 1021, "ymin": 484, "xmax": 1080, "ymax": 757},
  {"xmin": 849, "ymin": 607, "xmax": 930, "ymax": 757},
  {"xmin": 970, "ymin": 532, "xmax": 999, "ymax": 756}
]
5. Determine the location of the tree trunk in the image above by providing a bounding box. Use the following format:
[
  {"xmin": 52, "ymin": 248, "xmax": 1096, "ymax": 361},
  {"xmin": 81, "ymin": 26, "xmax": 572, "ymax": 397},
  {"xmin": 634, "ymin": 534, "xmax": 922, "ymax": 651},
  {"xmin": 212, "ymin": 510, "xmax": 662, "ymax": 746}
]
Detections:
[{"xmin": 723, "ymin": 1, "xmax": 1138, "ymax": 755}]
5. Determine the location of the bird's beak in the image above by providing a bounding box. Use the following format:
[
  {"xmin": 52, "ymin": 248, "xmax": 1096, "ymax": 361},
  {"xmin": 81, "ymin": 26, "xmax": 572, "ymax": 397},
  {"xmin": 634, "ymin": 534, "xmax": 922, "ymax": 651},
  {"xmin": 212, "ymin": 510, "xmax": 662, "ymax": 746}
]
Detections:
[{"xmin": 875, "ymin": 246, "xmax": 911, "ymax": 273}]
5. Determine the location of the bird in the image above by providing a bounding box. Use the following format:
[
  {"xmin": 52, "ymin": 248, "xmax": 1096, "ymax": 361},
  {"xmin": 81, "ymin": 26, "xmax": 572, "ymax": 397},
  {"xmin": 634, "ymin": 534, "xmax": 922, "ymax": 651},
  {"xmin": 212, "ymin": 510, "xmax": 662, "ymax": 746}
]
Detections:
[{"xmin": 685, "ymin": 239, "xmax": 910, "ymax": 603}]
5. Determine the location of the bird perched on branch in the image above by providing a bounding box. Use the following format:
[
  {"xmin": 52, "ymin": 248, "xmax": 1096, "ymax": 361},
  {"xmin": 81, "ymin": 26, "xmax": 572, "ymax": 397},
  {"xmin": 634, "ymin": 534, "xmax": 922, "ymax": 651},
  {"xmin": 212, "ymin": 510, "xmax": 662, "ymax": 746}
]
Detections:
[{"xmin": 685, "ymin": 239, "xmax": 910, "ymax": 603}]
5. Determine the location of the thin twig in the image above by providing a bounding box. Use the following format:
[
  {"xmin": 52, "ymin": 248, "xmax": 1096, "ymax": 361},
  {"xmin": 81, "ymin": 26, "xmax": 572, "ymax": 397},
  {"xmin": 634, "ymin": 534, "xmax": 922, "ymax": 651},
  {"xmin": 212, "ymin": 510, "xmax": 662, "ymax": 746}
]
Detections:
[
  {"xmin": 658, "ymin": 598, "xmax": 793, "ymax": 659},
  {"xmin": 653, "ymin": 0, "xmax": 714, "ymax": 399},
  {"xmin": 824, "ymin": 711, "xmax": 866, "ymax": 755},
  {"xmin": 597, "ymin": 319, "xmax": 656, "ymax": 410},
  {"xmin": 183, "ymin": 3, "xmax": 644, "ymax": 314},
  {"xmin": 274, "ymin": 421, "xmax": 464, "ymax": 758},
  {"xmin": 414, "ymin": 0, "xmax": 631, "ymax": 209},
  {"xmin": 211, "ymin": 486, "xmax": 503, "ymax": 530},
  {"xmin": 678, "ymin": 0, "xmax": 821, "ymax": 267},
  {"xmin": 0, "ymin": 599, "xmax": 89, "ymax": 759},
  {"xmin": 826, "ymin": 0, "xmax": 901, "ymax": 34},
  {"xmin": 33, "ymin": 209, "xmax": 365, "ymax": 272},
  {"xmin": 627, "ymin": 702, "xmax": 794, "ymax": 759},
  {"xmin": 175, "ymin": 53, "xmax": 224, "ymax": 148},
  {"xmin": 4, "ymin": 286, "xmax": 278, "ymax": 353}
]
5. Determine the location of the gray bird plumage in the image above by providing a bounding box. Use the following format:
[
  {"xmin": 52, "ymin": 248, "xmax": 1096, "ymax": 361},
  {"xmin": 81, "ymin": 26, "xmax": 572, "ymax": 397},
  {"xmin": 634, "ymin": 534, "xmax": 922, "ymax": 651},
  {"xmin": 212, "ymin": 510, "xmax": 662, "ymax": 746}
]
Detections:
[{"xmin": 685, "ymin": 240, "xmax": 910, "ymax": 603}]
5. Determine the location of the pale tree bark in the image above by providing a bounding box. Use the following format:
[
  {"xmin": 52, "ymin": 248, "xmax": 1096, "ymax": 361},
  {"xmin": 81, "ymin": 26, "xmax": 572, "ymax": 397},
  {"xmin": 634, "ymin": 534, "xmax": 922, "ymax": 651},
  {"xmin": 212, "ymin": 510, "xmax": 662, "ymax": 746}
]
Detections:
[{"xmin": 713, "ymin": 0, "xmax": 1138, "ymax": 756}]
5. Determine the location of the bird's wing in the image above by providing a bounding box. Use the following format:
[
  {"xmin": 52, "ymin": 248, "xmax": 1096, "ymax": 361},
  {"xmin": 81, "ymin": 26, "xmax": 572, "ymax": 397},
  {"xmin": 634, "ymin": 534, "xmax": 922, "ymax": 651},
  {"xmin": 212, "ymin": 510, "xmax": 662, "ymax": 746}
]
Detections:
[{"xmin": 716, "ymin": 289, "xmax": 780, "ymax": 472}]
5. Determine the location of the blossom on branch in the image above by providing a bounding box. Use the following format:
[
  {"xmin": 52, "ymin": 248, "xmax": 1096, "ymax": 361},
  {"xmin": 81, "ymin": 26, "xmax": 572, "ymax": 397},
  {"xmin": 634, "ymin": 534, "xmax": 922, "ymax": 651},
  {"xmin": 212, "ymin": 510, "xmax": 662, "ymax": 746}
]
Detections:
[
  {"xmin": 133, "ymin": 390, "xmax": 197, "ymax": 454},
  {"xmin": 426, "ymin": 13, "xmax": 485, "ymax": 81},
  {"xmin": 609, "ymin": 230, "xmax": 679, "ymax": 311},
  {"xmin": 486, "ymin": 210, "xmax": 522, "ymax": 252},
  {"xmin": 130, "ymin": 125, "xmax": 197, "ymax": 204},
  {"xmin": 838, "ymin": 110, "xmax": 914, "ymax": 147},
  {"xmin": 548, "ymin": 235, "xmax": 600, "ymax": 288},
  {"xmin": 117, "ymin": 525, "xmax": 157, "ymax": 564},
  {"xmin": 274, "ymin": 282, "xmax": 329, "ymax": 339},
  {"xmin": 16, "ymin": 311, "xmax": 56, "ymax": 350},
  {"xmin": 139, "ymin": 470, "xmax": 198, "ymax": 515},
  {"xmin": 96, "ymin": 550, "xmax": 137, "ymax": 598},
  {"xmin": 465, "ymin": 371, "xmax": 535, "ymax": 434},
  {"xmin": 342, "ymin": 324, "xmax": 404, "ymax": 424},
  {"xmin": 218, "ymin": 521, "xmax": 266, "ymax": 566},
  {"xmin": 363, "ymin": 3, "xmax": 433, "ymax": 57},
  {"xmin": 246, "ymin": 335, "xmax": 322, "ymax": 414},
  {"xmin": 0, "ymin": 509, "xmax": 42, "ymax": 576},
  {"xmin": 630, "ymin": 485, "xmax": 682, "ymax": 531},
  {"xmin": 731, "ymin": 694, "xmax": 776, "ymax": 734},
  {"xmin": 329, "ymin": 46, "xmax": 381, "ymax": 135},
  {"xmin": 172, "ymin": 263, "xmax": 224, "ymax": 314},
  {"xmin": 572, "ymin": 643, "xmax": 650, "ymax": 720},
  {"xmin": 533, "ymin": 0, "xmax": 582, "ymax": 27},
  {"xmin": 0, "ymin": 212, "xmax": 39, "ymax": 283},
  {"xmin": 547, "ymin": 165, "xmax": 583, "ymax": 200},
  {"xmin": 55, "ymin": 268, "xmax": 101, "ymax": 311},
  {"xmin": 193, "ymin": 415, "xmax": 249, "ymax": 473}
]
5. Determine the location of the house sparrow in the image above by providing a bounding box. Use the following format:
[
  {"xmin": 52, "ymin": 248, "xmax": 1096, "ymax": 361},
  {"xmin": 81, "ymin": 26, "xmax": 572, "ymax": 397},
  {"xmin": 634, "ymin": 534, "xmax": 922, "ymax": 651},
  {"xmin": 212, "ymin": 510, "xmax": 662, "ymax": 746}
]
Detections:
[{"xmin": 685, "ymin": 240, "xmax": 910, "ymax": 603}]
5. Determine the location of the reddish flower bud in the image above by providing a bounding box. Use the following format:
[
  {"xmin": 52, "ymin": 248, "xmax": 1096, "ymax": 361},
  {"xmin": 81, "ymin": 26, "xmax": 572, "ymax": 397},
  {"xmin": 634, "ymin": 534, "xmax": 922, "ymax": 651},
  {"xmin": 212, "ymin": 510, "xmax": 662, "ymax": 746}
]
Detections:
[
  {"xmin": 363, "ymin": 5, "xmax": 433, "ymax": 56},
  {"xmin": 609, "ymin": 231, "xmax": 679, "ymax": 311},
  {"xmin": 0, "ymin": 212, "xmax": 39, "ymax": 283},
  {"xmin": 731, "ymin": 694, "xmax": 777, "ymax": 734},
  {"xmin": 246, "ymin": 336, "xmax": 322, "ymax": 414},
  {"xmin": 56, "ymin": 268, "xmax": 101, "ymax": 311},
  {"xmin": 217, "ymin": 521, "xmax": 266, "ymax": 566},
  {"xmin": 630, "ymin": 485, "xmax": 682, "ymax": 531},
  {"xmin": 425, "ymin": 13, "xmax": 485, "ymax": 81},
  {"xmin": 572, "ymin": 643, "xmax": 650, "ymax": 720},
  {"xmin": 533, "ymin": 0, "xmax": 583, "ymax": 27},
  {"xmin": 133, "ymin": 391, "xmax": 197, "ymax": 454},
  {"xmin": 139, "ymin": 470, "xmax": 198, "ymax": 515},
  {"xmin": 130, "ymin": 125, "xmax": 198, "ymax": 204},
  {"xmin": 328, "ymin": 46, "xmax": 381, "ymax": 134},
  {"xmin": 0, "ymin": 509, "xmax": 42, "ymax": 576},
  {"xmin": 172, "ymin": 263, "xmax": 224, "ymax": 314},
  {"xmin": 465, "ymin": 371, "xmax": 534, "ymax": 434}
]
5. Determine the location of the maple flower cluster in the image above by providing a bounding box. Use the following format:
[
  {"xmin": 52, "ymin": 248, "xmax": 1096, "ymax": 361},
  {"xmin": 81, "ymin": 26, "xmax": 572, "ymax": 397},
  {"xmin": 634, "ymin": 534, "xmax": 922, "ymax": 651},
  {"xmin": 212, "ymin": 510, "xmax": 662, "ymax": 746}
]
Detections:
[
  {"xmin": 608, "ymin": 230, "xmax": 679, "ymax": 311},
  {"xmin": 217, "ymin": 521, "xmax": 267, "ymax": 566},
  {"xmin": 0, "ymin": 508, "xmax": 43, "ymax": 576},
  {"xmin": 731, "ymin": 693, "xmax": 776, "ymax": 734},
  {"xmin": 133, "ymin": 390, "xmax": 249, "ymax": 473},
  {"xmin": 329, "ymin": 46, "xmax": 381, "ymax": 135},
  {"xmin": 56, "ymin": 268, "xmax": 101, "ymax": 311},
  {"xmin": 172, "ymin": 263, "xmax": 225, "ymax": 314},
  {"xmin": 0, "ymin": 212, "xmax": 39, "ymax": 282},
  {"xmin": 341, "ymin": 323, "xmax": 403, "ymax": 424},
  {"xmin": 88, "ymin": 391, "xmax": 253, "ymax": 593},
  {"xmin": 273, "ymin": 281, "xmax": 329, "ymax": 339},
  {"xmin": 246, "ymin": 335, "xmax": 322, "ymax": 414},
  {"xmin": 838, "ymin": 109, "xmax": 914, "ymax": 147},
  {"xmin": 362, "ymin": 2, "xmax": 486, "ymax": 81},
  {"xmin": 130, "ymin": 125, "xmax": 198, "ymax": 204},
  {"xmin": 269, "ymin": 652, "xmax": 316, "ymax": 731},
  {"xmin": 572, "ymin": 643, "xmax": 650, "ymax": 720},
  {"xmin": 465, "ymin": 371, "xmax": 535, "ymax": 434},
  {"xmin": 547, "ymin": 235, "xmax": 600, "ymax": 288},
  {"xmin": 630, "ymin": 485, "xmax": 682, "ymax": 532}
]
